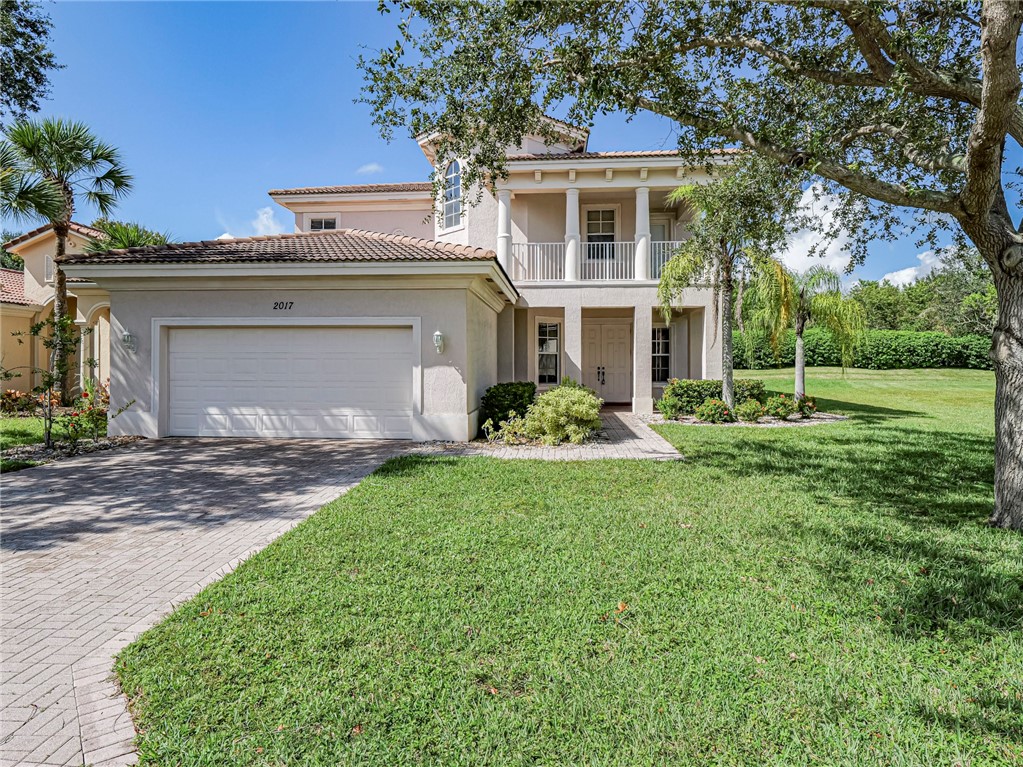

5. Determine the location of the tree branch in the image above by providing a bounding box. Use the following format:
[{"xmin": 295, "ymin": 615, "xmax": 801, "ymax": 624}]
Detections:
[
  {"xmin": 961, "ymin": 0, "xmax": 1023, "ymax": 220},
  {"xmin": 838, "ymin": 123, "xmax": 966, "ymax": 173}
]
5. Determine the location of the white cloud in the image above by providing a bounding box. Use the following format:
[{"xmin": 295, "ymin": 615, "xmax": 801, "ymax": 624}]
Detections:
[
  {"xmin": 776, "ymin": 188, "xmax": 853, "ymax": 276},
  {"xmin": 881, "ymin": 250, "xmax": 943, "ymax": 286},
  {"xmin": 214, "ymin": 206, "xmax": 287, "ymax": 239},
  {"xmin": 251, "ymin": 206, "xmax": 286, "ymax": 236},
  {"xmin": 356, "ymin": 162, "xmax": 384, "ymax": 175}
]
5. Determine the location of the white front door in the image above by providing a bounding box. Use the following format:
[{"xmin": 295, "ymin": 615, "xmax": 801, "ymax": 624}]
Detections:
[
  {"xmin": 167, "ymin": 326, "xmax": 414, "ymax": 439},
  {"xmin": 581, "ymin": 323, "xmax": 633, "ymax": 403}
]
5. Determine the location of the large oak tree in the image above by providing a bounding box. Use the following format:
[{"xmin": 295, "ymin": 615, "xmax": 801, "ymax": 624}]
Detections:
[{"xmin": 360, "ymin": 0, "xmax": 1023, "ymax": 529}]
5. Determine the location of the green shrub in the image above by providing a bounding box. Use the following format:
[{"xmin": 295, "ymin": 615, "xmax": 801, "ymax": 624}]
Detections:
[
  {"xmin": 765, "ymin": 394, "xmax": 797, "ymax": 419},
  {"xmin": 656, "ymin": 378, "xmax": 767, "ymax": 419},
  {"xmin": 498, "ymin": 382, "xmax": 603, "ymax": 445},
  {"xmin": 694, "ymin": 398, "xmax": 735, "ymax": 423},
  {"xmin": 735, "ymin": 399, "xmax": 766, "ymax": 422},
  {"xmin": 479, "ymin": 381, "xmax": 536, "ymax": 436},
  {"xmin": 797, "ymin": 395, "xmax": 818, "ymax": 418},
  {"xmin": 734, "ymin": 329, "xmax": 992, "ymax": 370}
]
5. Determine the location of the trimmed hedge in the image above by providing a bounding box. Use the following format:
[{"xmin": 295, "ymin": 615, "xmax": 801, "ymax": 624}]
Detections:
[
  {"xmin": 656, "ymin": 378, "xmax": 766, "ymax": 419},
  {"xmin": 479, "ymin": 381, "xmax": 536, "ymax": 433},
  {"xmin": 734, "ymin": 328, "xmax": 992, "ymax": 370}
]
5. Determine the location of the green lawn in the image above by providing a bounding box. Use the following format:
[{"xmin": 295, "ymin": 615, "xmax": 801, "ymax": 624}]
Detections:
[
  {"xmin": 0, "ymin": 416, "xmax": 46, "ymax": 472},
  {"xmin": 117, "ymin": 368, "xmax": 1022, "ymax": 766}
]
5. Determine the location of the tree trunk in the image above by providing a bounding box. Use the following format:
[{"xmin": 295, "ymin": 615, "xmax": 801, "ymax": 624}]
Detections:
[
  {"xmin": 721, "ymin": 254, "xmax": 734, "ymax": 408},
  {"xmin": 989, "ymin": 267, "xmax": 1023, "ymax": 529},
  {"xmin": 794, "ymin": 318, "xmax": 806, "ymax": 402},
  {"xmin": 52, "ymin": 224, "xmax": 72, "ymax": 405},
  {"xmin": 735, "ymin": 276, "xmax": 746, "ymax": 334}
]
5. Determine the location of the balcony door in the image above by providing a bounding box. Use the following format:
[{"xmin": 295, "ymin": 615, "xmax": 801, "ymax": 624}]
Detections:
[
  {"xmin": 651, "ymin": 217, "xmax": 672, "ymax": 242},
  {"xmin": 582, "ymin": 321, "xmax": 633, "ymax": 403}
]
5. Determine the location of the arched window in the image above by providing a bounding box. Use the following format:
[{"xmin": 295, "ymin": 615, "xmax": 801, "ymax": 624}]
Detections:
[{"xmin": 443, "ymin": 161, "xmax": 462, "ymax": 229}]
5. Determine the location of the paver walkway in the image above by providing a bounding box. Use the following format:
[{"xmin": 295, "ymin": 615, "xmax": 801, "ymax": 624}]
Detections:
[
  {"xmin": 0, "ymin": 439, "xmax": 407, "ymax": 767},
  {"xmin": 0, "ymin": 413, "xmax": 678, "ymax": 766}
]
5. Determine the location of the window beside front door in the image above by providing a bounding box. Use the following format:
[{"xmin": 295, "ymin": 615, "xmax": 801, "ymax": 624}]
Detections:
[
  {"xmin": 537, "ymin": 321, "xmax": 561, "ymax": 384},
  {"xmin": 585, "ymin": 208, "xmax": 616, "ymax": 259},
  {"xmin": 652, "ymin": 327, "xmax": 670, "ymax": 383}
]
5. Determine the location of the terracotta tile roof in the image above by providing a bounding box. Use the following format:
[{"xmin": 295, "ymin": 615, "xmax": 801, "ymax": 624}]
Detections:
[
  {"xmin": 59, "ymin": 229, "xmax": 497, "ymax": 266},
  {"xmin": 506, "ymin": 148, "xmax": 741, "ymax": 161},
  {"xmin": 3, "ymin": 221, "xmax": 104, "ymax": 249},
  {"xmin": 268, "ymin": 182, "xmax": 433, "ymax": 196},
  {"xmin": 0, "ymin": 268, "xmax": 30, "ymax": 306}
]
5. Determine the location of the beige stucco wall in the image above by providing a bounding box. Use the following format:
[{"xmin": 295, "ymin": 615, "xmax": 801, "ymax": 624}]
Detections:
[
  {"xmin": 0, "ymin": 308, "xmax": 36, "ymax": 389},
  {"xmin": 293, "ymin": 208, "xmax": 433, "ymax": 238},
  {"xmin": 466, "ymin": 291, "xmax": 498, "ymax": 433},
  {"xmin": 12, "ymin": 231, "xmax": 94, "ymax": 306},
  {"xmin": 103, "ymin": 277, "xmax": 504, "ymax": 441}
]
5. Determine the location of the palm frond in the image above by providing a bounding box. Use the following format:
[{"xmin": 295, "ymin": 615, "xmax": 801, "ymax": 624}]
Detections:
[{"xmin": 808, "ymin": 291, "xmax": 867, "ymax": 368}]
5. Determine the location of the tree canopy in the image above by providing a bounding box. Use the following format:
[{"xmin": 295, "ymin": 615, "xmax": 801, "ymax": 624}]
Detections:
[{"xmin": 0, "ymin": 0, "xmax": 61, "ymax": 125}]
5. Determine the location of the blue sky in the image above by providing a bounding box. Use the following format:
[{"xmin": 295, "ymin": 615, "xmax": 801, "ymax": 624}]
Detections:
[{"xmin": 5, "ymin": 1, "xmax": 973, "ymax": 282}]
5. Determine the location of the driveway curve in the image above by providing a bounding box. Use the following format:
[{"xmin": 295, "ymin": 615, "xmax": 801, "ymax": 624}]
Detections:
[{"xmin": 0, "ymin": 438, "xmax": 407, "ymax": 767}]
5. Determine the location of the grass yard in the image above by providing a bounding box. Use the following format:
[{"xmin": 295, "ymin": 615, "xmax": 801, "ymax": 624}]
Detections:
[
  {"xmin": 0, "ymin": 416, "xmax": 46, "ymax": 472},
  {"xmin": 117, "ymin": 368, "xmax": 1022, "ymax": 766}
]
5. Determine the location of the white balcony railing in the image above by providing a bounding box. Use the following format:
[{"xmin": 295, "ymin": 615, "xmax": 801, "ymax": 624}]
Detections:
[
  {"xmin": 511, "ymin": 240, "xmax": 687, "ymax": 282},
  {"xmin": 580, "ymin": 242, "xmax": 635, "ymax": 280},
  {"xmin": 650, "ymin": 241, "xmax": 684, "ymax": 280},
  {"xmin": 511, "ymin": 242, "xmax": 565, "ymax": 281}
]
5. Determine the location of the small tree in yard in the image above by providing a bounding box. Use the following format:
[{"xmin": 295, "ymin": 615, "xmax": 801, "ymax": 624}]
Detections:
[
  {"xmin": 1, "ymin": 118, "xmax": 132, "ymax": 404},
  {"xmin": 12, "ymin": 314, "xmax": 89, "ymax": 448},
  {"xmin": 657, "ymin": 155, "xmax": 801, "ymax": 408},
  {"xmin": 748, "ymin": 262, "xmax": 866, "ymax": 401},
  {"xmin": 360, "ymin": 0, "xmax": 1023, "ymax": 529}
]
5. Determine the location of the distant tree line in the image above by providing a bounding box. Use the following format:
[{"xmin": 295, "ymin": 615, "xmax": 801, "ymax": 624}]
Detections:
[{"xmin": 847, "ymin": 247, "xmax": 996, "ymax": 338}]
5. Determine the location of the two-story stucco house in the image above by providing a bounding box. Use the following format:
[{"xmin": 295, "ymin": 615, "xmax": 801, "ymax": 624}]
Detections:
[
  {"xmin": 1, "ymin": 223, "xmax": 112, "ymax": 390},
  {"xmin": 56, "ymin": 121, "xmax": 721, "ymax": 442}
]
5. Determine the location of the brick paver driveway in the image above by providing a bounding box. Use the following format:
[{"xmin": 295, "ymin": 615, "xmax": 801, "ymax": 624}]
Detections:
[{"xmin": 0, "ymin": 438, "xmax": 407, "ymax": 767}]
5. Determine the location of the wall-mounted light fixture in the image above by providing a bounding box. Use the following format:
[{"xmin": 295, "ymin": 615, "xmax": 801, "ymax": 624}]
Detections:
[
  {"xmin": 433, "ymin": 330, "xmax": 445, "ymax": 354},
  {"xmin": 121, "ymin": 331, "xmax": 137, "ymax": 354}
]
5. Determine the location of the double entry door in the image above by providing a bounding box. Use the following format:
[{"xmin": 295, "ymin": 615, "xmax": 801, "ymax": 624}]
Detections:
[{"xmin": 582, "ymin": 322, "xmax": 633, "ymax": 403}]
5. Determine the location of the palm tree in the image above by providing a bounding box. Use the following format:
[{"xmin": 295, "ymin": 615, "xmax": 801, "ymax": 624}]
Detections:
[
  {"xmin": 85, "ymin": 218, "xmax": 169, "ymax": 253},
  {"xmin": 748, "ymin": 261, "xmax": 866, "ymax": 401},
  {"xmin": 658, "ymin": 155, "xmax": 799, "ymax": 407},
  {"xmin": 1, "ymin": 119, "xmax": 132, "ymax": 401}
]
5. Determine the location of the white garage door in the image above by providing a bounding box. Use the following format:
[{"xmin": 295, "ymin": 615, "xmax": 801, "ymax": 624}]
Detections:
[{"xmin": 167, "ymin": 326, "xmax": 414, "ymax": 439}]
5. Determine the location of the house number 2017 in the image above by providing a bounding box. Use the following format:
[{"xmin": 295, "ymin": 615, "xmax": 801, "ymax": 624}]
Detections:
[{"xmin": 273, "ymin": 301, "xmax": 294, "ymax": 310}]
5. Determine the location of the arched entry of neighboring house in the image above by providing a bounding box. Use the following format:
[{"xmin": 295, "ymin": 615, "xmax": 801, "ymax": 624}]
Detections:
[{"xmin": 83, "ymin": 303, "xmax": 111, "ymax": 388}]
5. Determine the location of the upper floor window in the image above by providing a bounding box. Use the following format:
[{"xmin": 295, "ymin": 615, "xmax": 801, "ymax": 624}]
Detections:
[
  {"xmin": 652, "ymin": 327, "xmax": 671, "ymax": 383},
  {"xmin": 585, "ymin": 208, "xmax": 617, "ymax": 259},
  {"xmin": 44, "ymin": 255, "xmax": 54, "ymax": 283},
  {"xmin": 310, "ymin": 217, "xmax": 337, "ymax": 231},
  {"xmin": 443, "ymin": 161, "xmax": 462, "ymax": 229}
]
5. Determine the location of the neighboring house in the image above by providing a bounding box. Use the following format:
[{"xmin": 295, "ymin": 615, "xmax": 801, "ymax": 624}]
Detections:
[
  {"xmin": 59, "ymin": 122, "xmax": 721, "ymax": 442},
  {"xmin": 0, "ymin": 223, "xmax": 112, "ymax": 391}
]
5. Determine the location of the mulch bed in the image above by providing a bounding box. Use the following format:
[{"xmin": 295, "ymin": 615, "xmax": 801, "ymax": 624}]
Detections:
[
  {"xmin": 642, "ymin": 412, "xmax": 848, "ymax": 428},
  {"xmin": 2, "ymin": 435, "xmax": 147, "ymax": 468}
]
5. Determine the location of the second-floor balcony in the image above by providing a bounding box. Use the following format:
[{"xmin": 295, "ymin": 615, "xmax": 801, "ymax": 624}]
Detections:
[{"xmin": 510, "ymin": 240, "xmax": 683, "ymax": 282}]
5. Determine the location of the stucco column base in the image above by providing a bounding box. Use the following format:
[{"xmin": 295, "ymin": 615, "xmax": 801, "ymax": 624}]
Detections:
[
  {"xmin": 633, "ymin": 305, "xmax": 653, "ymax": 414},
  {"xmin": 564, "ymin": 304, "xmax": 583, "ymax": 382}
]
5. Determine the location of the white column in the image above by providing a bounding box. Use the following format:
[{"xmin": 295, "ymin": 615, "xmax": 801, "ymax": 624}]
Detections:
[
  {"xmin": 564, "ymin": 304, "xmax": 582, "ymax": 382},
  {"xmin": 496, "ymin": 188, "xmax": 512, "ymax": 272},
  {"xmin": 634, "ymin": 186, "xmax": 650, "ymax": 281},
  {"xmin": 565, "ymin": 188, "xmax": 580, "ymax": 281},
  {"xmin": 633, "ymin": 306, "xmax": 654, "ymax": 413}
]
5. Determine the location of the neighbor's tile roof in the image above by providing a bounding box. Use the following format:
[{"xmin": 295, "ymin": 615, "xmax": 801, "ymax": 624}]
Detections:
[
  {"xmin": 3, "ymin": 221, "xmax": 104, "ymax": 249},
  {"xmin": 0, "ymin": 268, "xmax": 30, "ymax": 305},
  {"xmin": 268, "ymin": 182, "xmax": 433, "ymax": 196},
  {"xmin": 506, "ymin": 148, "xmax": 742, "ymax": 161},
  {"xmin": 58, "ymin": 229, "xmax": 497, "ymax": 266}
]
